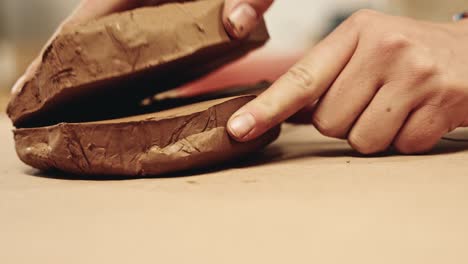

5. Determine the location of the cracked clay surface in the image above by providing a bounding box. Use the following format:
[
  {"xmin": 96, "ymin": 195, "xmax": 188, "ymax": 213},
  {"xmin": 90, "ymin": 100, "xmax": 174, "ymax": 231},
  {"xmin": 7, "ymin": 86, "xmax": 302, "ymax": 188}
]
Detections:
[
  {"xmin": 8, "ymin": 0, "xmax": 277, "ymax": 177},
  {"xmin": 14, "ymin": 96, "xmax": 281, "ymax": 176}
]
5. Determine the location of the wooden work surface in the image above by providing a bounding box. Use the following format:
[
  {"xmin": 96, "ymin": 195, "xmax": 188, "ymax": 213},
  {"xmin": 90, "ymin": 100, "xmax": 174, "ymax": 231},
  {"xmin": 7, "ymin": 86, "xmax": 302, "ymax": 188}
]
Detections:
[{"xmin": 1, "ymin": 113, "xmax": 468, "ymax": 263}]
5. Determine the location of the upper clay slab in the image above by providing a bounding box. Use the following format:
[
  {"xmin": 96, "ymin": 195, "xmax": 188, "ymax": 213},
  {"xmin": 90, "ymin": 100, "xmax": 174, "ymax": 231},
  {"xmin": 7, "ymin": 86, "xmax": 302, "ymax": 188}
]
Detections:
[{"xmin": 7, "ymin": 0, "xmax": 269, "ymax": 127}]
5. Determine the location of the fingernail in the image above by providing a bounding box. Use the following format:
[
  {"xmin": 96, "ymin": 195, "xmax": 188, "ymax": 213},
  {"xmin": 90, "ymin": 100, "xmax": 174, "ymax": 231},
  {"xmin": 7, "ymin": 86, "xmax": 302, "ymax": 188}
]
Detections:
[
  {"xmin": 11, "ymin": 75, "xmax": 26, "ymax": 95},
  {"xmin": 227, "ymin": 3, "xmax": 258, "ymax": 38},
  {"xmin": 228, "ymin": 112, "xmax": 256, "ymax": 139}
]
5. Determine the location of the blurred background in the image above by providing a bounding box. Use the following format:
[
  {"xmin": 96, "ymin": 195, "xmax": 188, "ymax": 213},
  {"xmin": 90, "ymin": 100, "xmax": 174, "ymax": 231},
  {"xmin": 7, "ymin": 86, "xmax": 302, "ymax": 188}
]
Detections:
[{"xmin": 0, "ymin": 0, "xmax": 466, "ymax": 106}]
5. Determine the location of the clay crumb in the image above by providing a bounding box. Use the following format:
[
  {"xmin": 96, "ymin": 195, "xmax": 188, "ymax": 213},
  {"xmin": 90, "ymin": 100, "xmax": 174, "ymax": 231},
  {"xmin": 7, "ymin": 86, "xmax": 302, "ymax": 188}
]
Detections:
[
  {"xmin": 195, "ymin": 23, "xmax": 206, "ymax": 33},
  {"xmin": 346, "ymin": 160, "xmax": 351, "ymax": 164},
  {"xmin": 243, "ymin": 179, "xmax": 257, "ymax": 184}
]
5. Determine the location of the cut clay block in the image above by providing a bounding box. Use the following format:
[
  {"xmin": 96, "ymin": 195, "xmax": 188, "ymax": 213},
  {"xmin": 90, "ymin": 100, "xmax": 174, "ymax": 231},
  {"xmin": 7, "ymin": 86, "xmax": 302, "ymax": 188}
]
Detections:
[{"xmin": 14, "ymin": 95, "xmax": 280, "ymax": 176}]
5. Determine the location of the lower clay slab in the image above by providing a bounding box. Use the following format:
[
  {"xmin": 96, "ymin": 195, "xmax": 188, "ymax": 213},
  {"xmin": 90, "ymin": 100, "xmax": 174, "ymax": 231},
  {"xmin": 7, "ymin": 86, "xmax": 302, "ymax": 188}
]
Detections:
[{"xmin": 14, "ymin": 95, "xmax": 280, "ymax": 176}]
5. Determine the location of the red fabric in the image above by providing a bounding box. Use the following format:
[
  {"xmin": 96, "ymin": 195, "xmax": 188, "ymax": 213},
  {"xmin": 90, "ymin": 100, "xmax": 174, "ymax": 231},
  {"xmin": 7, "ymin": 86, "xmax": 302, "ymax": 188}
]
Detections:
[{"xmin": 174, "ymin": 47, "xmax": 304, "ymax": 97}]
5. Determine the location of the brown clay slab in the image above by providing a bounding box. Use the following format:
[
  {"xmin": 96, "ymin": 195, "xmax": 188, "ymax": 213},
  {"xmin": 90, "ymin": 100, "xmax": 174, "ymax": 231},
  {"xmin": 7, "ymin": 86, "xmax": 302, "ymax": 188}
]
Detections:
[
  {"xmin": 14, "ymin": 95, "xmax": 281, "ymax": 176},
  {"xmin": 7, "ymin": 0, "xmax": 269, "ymax": 127}
]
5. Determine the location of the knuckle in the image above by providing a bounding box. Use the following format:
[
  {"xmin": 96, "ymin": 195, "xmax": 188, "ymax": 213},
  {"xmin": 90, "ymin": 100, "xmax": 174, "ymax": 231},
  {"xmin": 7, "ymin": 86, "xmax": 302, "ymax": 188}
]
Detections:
[
  {"xmin": 253, "ymin": 99, "xmax": 279, "ymax": 125},
  {"xmin": 394, "ymin": 134, "xmax": 432, "ymax": 154},
  {"xmin": 428, "ymin": 85, "xmax": 467, "ymax": 110},
  {"xmin": 393, "ymin": 138, "xmax": 420, "ymax": 154},
  {"xmin": 344, "ymin": 9, "xmax": 380, "ymax": 31},
  {"xmin": 394, "ymin": 110, "xmax": 444, "ymax": 154},
  {"xmin": 347, "ymin": 9, "xmax": 379, "ymax": 28},
  {"xmin": 440, "ymin": 79, "xmax": 466, "ymax": 96},
  {"xmin": 376, "ymin": 33, "xmax": 411, "ymax": 53},
  {"xmin": 312, "ymin": 115, "xmax": 342, "ymax": 138},
  {"xmin": 407, "ymin": 54, "xmax": 439, "ymax": 81},
  {"xmin": 284, "ymin": 64, "xmax": 315, "ymax": 94},
  {"xmin": 348, "ymin": 133, "xmax": 382, "ymax": 155},
  {"xmin": 393, "ymin": 129, "xmax": 424, "ymax": 154}
]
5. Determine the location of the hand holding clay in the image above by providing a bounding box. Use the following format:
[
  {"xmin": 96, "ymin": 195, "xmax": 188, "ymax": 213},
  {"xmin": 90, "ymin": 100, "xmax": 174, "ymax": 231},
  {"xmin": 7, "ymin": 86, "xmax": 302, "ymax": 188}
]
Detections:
[
  {"xmin": 227, "ymin": 10, "xmax": 468, "ymax": 154},
  {"xmin": 223, "ymin": 0, "xmax": 274, "ymax": 38}
]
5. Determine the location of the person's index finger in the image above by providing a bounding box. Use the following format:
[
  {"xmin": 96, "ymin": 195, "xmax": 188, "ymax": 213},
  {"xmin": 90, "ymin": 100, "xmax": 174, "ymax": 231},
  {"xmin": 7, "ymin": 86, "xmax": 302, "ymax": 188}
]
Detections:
[{"xmin": 227, "ymin": 17, "xmax": 361, "ymax": 141}]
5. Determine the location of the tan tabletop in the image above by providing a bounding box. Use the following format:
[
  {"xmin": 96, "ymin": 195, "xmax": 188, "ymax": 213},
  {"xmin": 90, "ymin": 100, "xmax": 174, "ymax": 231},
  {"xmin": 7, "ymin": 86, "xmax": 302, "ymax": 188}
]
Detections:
[{"xmin": 1, "ymin": 113, "xmax": 468, "ymax": 263}]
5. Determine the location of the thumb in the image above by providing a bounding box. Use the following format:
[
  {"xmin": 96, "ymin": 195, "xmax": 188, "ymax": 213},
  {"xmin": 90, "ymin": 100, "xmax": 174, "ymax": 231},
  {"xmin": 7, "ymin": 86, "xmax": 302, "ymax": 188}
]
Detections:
[{"xmin": 223, "ymin": 0, "xmax": 273, "ymax": 39}]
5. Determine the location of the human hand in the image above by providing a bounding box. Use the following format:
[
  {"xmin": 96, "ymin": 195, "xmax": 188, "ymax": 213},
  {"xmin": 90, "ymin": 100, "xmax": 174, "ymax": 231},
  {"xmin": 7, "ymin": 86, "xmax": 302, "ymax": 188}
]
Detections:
[
  {"xmin": 227, "ymin": 10, "xmax": 468, "ymax": 154},
  {"xmin": 223, "ymin": 0, "xmax": 273, "ymax": 38}
]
